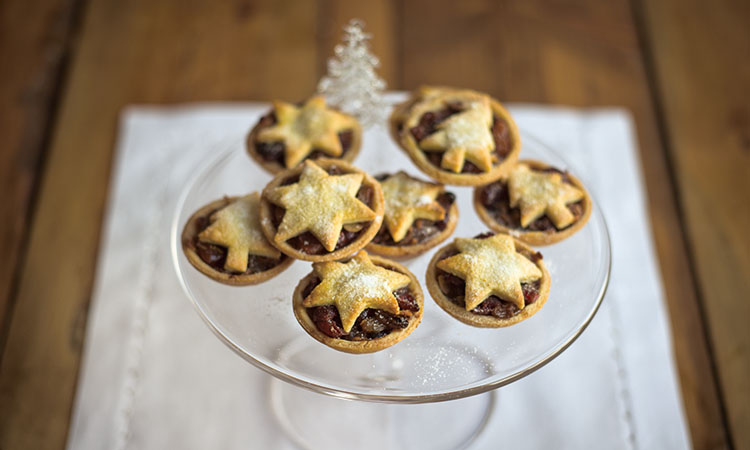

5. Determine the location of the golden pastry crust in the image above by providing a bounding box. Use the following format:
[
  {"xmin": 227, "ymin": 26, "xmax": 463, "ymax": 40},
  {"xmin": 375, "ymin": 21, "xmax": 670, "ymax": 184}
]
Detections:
[
  {"xmin": 366, "ymin": 171, "xmax": 458, "ymax": 259},
  {"xmin": 473, "ymin": 160, "xmax": 592, "ymax": 246},
  {"xmin": 182, "ymin": 196, "xmax": 293, "ymax": 286},
  {"xmin": 292, "ymin": 254, "xmax": 424, "ymax": 354},
  {"xmin": 389, "ymin": 87, "xmax": 473, "ymax": 139},
  {"xmin": 425, "ymin": 235, "xmax": 550, "ymax": 328},
  {"xmin": 246, "ymin": 98, "xmax": 362, "ymax": 175},
  {"xmin": 259, "ymin": 158, "xmax": 385, "ymax": 262},
  {"xmin": 390, "ymin": 86, "xmax": 520, "ymax": 186},
  {"xmin": 367, "ymin": 201, "xmax": 458, "ymax": 259}
]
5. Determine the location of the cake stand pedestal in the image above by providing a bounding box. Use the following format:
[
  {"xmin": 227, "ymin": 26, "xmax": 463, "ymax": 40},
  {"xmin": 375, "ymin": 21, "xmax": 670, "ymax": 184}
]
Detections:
[{"xmin": 271, "ymin": 376, "xmax": 495, "ymax": 450}]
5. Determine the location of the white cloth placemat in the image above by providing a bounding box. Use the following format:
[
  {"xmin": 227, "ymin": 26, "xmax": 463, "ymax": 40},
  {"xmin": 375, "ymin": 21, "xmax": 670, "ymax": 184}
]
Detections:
[{"xmin": 66, "ymin": 98, "xmax": 691, "ymax": 450}]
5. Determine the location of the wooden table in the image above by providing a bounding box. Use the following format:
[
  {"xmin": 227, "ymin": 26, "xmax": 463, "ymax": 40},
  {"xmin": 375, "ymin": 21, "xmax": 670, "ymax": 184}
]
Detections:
[{"xmin": 1, "ymin": 1, "xmax": 747, "ymax": 448}]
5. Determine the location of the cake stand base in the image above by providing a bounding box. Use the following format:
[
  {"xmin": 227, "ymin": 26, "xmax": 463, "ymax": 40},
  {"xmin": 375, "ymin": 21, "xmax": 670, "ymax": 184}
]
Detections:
[{"xmin": 270, "ymin": 378, "xmax": 495, "ymax": 450}]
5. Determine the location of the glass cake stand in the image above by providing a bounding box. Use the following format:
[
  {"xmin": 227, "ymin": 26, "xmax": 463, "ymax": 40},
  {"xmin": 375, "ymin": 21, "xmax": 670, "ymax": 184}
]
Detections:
[{"xmin": 171, "ymin": 131, "xmax": 611, "ymax": 450}]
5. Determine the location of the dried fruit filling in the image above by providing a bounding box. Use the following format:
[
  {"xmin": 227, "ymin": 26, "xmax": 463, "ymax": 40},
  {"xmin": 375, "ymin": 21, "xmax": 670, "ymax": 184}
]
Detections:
[
  {"xmin": 409, "ymin": 105, "xmax": 511, "ymax": 173},
  {"xmin": 303, "ymin": 277, "xmax": 419, "ymax": 341},
  {"xmin": 372, "ymin": 186, "xmax": 456, "ymax": 246},
  {"xmin": 478, "ymin": 174, "xmax": 584, "ymax": 233},
  {"xmin": 271, "ymin": 166, "xmax": 375, "ymax": 254},
  {"xmin": 187, "ymin": 210, "xmax": 286, "ymax": 274},
  {"xmin": 435, "ymin": 240, "xmax": 542, "ymax": 319},
  {"xmin": 254, "ymin": 113, "xmax": 354, "ymax": 165}
]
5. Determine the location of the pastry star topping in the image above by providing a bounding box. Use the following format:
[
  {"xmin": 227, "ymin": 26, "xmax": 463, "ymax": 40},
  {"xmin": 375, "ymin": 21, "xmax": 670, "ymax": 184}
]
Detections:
[
  {"xmin": 380, "ymin": 172, "xmax": 445, "ymax": 242},
  {"xmin": 256, "ymin": 96, "xmax": 356, "ymax": 168},
  {"xmin": 265, "ymin": 160, "xmax": 377, "ymax": 252},
  {"xmin": 303, "ymin": 251, "xmax": 411, "ymax": 332},
  {"xmin": 508, "ymin": 164, "xmax": 585, "ymax": 229},
  {"xmin": 198, "ymin": 193, "xmax": 281, "ymax": 273},
  {"xmin": 437, "ymin": 234, "xmax": 542, "ymax": 310},
  {"xmin": 418, "ymin": 97, "xmax": 495, "ymax": 173}
]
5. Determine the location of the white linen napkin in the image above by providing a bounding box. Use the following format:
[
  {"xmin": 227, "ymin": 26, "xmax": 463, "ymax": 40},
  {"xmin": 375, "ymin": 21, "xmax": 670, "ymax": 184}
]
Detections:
[{"xmin": 66, "ymin": 99, "xmax": 691, "ymax": 450}]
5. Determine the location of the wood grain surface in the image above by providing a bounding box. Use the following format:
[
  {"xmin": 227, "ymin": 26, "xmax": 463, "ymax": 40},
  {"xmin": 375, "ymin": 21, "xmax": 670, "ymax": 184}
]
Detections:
[
  {"xmin": 0, "ymin": 0, "xmax": 744, "ymax": 449},
  {"xmin": 0, "ymin": 0, "xmax": 81, "ymax": 354},
  {"xmin": 640, "ymin": 0, "xmax": 750, "ymax": 448}
]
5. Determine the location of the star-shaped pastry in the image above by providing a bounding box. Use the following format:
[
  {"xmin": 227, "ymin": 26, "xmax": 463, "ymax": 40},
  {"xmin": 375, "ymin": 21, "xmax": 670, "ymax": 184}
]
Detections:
[
  {"xmin": 303, "ymin": 251, "xmax": 411, "ymax": 332},
  {"xmin": 437, "ymin": 234, "xmax": 542, "ymax": 310},
  {"xmin": 380, "ymin": 172, "xmax": 445, "ymax": 242},
  {"xmin": 508, "ymin": 164, "xmax": 585, "ymax": 228},
  {"xmin": 418, "ymin": 98, "xmax": 495, "ymax": 173},
  {"xmin": 256, "ymin": 96, "xmax": 356, "ymax": 168},
  {"xmin": 265, "ymin": 160, "xmax": 377, "ymax": 252},
  {"xmin": 198, "ymin": 193, "xmax": 281, "ymax": 273}
]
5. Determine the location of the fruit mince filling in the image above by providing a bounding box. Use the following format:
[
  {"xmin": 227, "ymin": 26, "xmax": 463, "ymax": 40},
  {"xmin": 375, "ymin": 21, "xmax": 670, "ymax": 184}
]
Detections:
[
  {"xmin": 254, "ymin": 112, "xmax": 354, "ymax": 165},
  {"xmin": 302, "ymin": 276, "xmax": 419, "ymax": 341},
  {"xmin": 186, "ymin": 208, "xmax": 286, "ymax": 274},
  {"xmin": 435, "ymin": 243, "xmax": 542, "ymax": 319},
  {"xmin": 372, "ymin": 185, "xmax": 456, "ymax": 246},
  {"xmin": 271, "ymin": 166, "xmax": 374, "ymax": 254},
  {"xmin": 409, "ymin": 104, "xmax": 512, "ymax": 173},
  {"xmin": 478, "ymin": 172, "xmax": 584, "ymax": 233}
]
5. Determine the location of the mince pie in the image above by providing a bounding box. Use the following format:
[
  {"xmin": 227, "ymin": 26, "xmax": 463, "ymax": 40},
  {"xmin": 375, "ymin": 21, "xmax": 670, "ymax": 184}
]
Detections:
[
  {"xmin": 260, "ymin": 158, "xmax": 384, "ymax": 262},
  {"xmin": 182, "ymin": 193, "xmax": 293, "ymax": 285},
  {"xmin": 293, "ymin": 250, "xmax": 424, "ymax": 353},
  {"xmin": 247, "ymin": 96, "xmax": 362, "ymax": 174},
  {"xmin": 367, "ymin": 171, "xmax": 458, "ymax": 258},
  {"xmin": 474, "ymin": 160, "xmax": 592, "ymax": 245},
  {"xmin": 390, "ymin": 86, "xmax": 520, "ymax": 186},
  {"xmin": 426, "ymin": 233, "xmax": 550, "ymax": 328}
]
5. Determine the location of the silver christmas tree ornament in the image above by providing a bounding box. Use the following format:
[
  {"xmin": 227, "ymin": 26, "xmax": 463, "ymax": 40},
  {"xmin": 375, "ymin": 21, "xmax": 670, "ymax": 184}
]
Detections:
[{"xmin": 317, "ymin": 19, "xmax": 388, "ymax": 128}]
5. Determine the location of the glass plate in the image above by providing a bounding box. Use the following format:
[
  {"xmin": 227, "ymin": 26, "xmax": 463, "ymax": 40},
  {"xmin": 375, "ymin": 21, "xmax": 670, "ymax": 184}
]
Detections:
[{"xmin": 170, "ymin": 129, "xmax": 611, "ymax": 403}]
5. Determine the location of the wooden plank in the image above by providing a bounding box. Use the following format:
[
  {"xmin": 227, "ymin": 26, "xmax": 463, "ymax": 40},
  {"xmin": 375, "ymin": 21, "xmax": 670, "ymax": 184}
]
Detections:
[
  {"xmin": 638, "ymin": 0, "xmax": 750, "ymax": 448},
  {"xmin": 0, "ymin": 1, "xmax": 323, "ymax": 448},
  {"xmin": 400, "ymin": 1, "xmax": 728, "ymax": 448},
  {"xmin": 318, "ymin": 0, "xmax": 398, "ymax": 88},
  {"xmin": 0, "ymin": 0, "xmax": 81, "ymax": 353}
]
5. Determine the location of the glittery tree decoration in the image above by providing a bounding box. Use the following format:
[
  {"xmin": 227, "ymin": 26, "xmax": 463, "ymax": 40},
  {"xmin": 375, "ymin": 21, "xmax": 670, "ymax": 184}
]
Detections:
[{"xmin": 317, "ymin": 19, "xmax": 388, "ymax": 128}]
